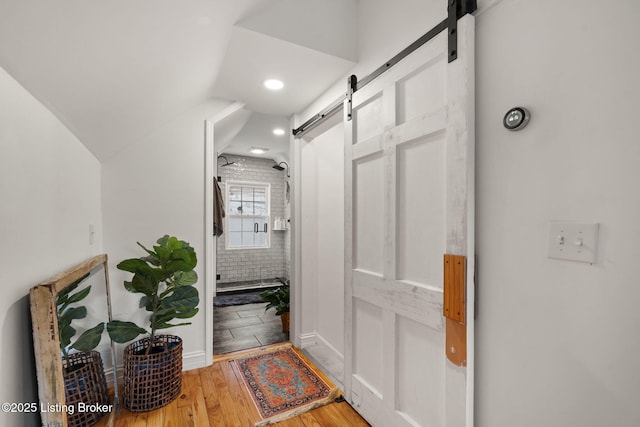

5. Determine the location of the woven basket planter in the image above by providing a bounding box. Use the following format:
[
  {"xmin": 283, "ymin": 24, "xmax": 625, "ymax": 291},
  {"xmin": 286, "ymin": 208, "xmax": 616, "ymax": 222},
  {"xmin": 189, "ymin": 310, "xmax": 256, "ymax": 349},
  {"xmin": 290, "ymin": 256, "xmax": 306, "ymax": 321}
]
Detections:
[
  {"xmin": 122, "ymin": 335, "xmax": 182, "ymax": 412},
  {"xmin": 63, "ymin": 351, "xmax": 110, "ymax": 427}
]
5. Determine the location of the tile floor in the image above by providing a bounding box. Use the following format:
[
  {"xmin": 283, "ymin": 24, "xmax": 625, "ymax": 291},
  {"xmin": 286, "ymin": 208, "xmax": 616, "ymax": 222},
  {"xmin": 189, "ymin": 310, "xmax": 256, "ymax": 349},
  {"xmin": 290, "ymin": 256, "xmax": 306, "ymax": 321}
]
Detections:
[{"xmin": 213, "ymin": 302, "xmax": 289, "ymax": 355}]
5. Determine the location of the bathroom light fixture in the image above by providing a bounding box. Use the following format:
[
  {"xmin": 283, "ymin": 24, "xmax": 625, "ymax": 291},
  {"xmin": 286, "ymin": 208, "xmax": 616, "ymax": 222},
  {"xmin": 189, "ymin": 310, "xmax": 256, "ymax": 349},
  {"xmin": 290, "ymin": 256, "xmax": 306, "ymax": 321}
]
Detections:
[
  {"xmin": 264, "ymin": 79, "xmax": 284, "ymax": 90},
  {"xmin": 273, "ymin": 128, "xmax": 285, "ymax": 136},
  {"xmin": 250, "ymin": 146, "xmax": 269, "ymax": 155}
]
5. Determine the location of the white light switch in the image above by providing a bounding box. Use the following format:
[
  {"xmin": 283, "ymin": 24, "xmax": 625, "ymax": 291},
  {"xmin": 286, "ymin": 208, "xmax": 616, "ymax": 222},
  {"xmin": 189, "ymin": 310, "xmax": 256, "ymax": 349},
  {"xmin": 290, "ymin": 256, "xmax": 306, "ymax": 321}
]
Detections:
[{"xmin": 548, "ymin": 222, "xmax": 599, "ymax": 264}]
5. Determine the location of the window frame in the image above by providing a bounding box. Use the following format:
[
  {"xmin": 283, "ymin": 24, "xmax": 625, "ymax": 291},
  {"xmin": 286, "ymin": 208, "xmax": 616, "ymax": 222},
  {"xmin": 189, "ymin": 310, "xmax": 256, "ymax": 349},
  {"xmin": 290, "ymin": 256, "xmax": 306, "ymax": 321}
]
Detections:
[{"xmin": 224, "ymin": 180, "xmax": 271, "ymax": 250}]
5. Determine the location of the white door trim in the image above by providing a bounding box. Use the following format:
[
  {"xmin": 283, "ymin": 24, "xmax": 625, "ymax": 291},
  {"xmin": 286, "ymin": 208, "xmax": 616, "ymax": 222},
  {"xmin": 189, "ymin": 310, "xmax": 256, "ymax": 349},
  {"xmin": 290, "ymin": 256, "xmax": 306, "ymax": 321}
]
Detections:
[{"xmin": 204, "ymin": 102, "xmax": 246, "ymax": 365}]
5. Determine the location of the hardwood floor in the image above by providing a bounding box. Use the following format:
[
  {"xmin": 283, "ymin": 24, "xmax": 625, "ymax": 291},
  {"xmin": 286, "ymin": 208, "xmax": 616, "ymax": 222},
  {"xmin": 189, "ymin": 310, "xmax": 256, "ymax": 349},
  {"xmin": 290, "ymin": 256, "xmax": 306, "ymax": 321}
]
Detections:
[{"xmin": 95, "ymin": 345, "xmax": 369, "ymax": 427}]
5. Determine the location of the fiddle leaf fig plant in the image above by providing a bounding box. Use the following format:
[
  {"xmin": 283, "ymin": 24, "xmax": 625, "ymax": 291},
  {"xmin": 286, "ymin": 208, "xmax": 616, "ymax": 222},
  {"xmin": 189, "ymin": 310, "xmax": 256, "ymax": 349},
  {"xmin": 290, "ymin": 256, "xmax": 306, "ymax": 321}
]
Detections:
[
  {"xmin": 260, "ymin": 285, "xmax": 290, "ymax": 316},
  {"xmin": 56, "ymin": 274, "xmax": 105, "ymax": 361},
  {"xmin": 107, "ymin": 235, "xmax": 200, "ymax": 345}
]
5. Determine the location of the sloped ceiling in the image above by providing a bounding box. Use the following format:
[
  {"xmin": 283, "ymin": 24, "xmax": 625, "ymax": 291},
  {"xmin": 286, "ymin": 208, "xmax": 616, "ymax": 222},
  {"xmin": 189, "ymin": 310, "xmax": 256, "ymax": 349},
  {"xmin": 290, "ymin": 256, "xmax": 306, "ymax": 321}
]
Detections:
[
  {"xmin": 212, "ymin": 26, "xmax": 355, "ymax": 116},
  {"xmin": 213, "ymin": 106, "xmax": 254, "ymax": 154},
  {"xmin": 237, "ymin": 0, "xmax": 358, "ymax": 62},
  {"xmin": 0, "ymin": 0, "xmax": 358, "ymax": 160},
  {"xmin": 217, "ymin": 110, "xmax": 291, "ymax": 162}
]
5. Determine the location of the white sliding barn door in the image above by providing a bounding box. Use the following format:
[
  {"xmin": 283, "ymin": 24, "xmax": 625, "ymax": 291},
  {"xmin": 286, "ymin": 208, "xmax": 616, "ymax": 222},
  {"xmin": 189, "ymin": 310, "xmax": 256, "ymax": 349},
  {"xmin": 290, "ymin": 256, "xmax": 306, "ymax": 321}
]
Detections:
[{"xmin": 343, "ymin": 15, "xmax": 474, "ymax": 427}]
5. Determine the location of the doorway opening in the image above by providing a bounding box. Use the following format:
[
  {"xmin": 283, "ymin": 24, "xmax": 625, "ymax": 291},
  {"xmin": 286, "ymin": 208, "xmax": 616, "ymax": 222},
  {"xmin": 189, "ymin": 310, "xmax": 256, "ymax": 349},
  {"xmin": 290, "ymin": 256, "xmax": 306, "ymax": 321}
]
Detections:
[{"xmin": 210, "ymin": 108, "xmax": 291, "ymax": 356}]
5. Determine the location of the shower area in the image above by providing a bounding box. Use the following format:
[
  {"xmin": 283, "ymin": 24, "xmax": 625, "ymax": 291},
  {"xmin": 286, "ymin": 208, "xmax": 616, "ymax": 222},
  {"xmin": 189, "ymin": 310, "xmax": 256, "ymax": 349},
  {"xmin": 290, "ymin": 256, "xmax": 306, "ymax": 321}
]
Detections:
[
  {"xmin": 213, "ymin": 152, "xmax": 291, "ymax": 355},
  {"xmin": 215, "ymin": 154, "xmax": 290, "ymax": 292}
]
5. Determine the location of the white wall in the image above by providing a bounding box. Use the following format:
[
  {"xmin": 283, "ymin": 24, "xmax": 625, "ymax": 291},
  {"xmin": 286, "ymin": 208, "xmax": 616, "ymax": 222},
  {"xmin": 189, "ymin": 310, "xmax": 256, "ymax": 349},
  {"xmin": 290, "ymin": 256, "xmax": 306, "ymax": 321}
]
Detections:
[
  {"xmin": 300, "ymin": 138, "xmax": 318, "ymax": 338},
  {"xmin": 312, "ymin": 124, "xmax": 345, "ymax": 354},
  {"xmin": 475, "ymin": 1, "xmax": 640, "ymax": 426},
  {"xmin": 102, "ymin": 99, "xmax": 228, "ymax": 368},
  {"xmin": 0, "ymin": 65, "xmax": 103, "ymax": 427},
  {"xmin": 299, "ymin": 122, "xmax": 345, "ymax": 357}
]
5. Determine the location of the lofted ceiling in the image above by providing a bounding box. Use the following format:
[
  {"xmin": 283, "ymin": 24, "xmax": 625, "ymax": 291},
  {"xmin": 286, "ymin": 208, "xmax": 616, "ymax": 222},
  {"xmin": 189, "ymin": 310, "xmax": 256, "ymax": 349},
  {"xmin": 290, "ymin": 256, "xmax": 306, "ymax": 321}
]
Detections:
[
  {"xmin": 0, "ymin": 0, "xmax": 358, "ymax": 160},
  {"xmin": 214, "ymin": 108, "xmax": 291, "ymax": 163}
]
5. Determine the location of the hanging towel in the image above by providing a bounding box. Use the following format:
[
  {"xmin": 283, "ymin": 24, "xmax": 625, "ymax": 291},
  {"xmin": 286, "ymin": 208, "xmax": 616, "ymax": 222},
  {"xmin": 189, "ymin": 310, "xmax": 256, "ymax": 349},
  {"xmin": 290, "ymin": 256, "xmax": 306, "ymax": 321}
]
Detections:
[{"xmin": 213, "ymin": 179, "xmax": 225, "ymax": 236}]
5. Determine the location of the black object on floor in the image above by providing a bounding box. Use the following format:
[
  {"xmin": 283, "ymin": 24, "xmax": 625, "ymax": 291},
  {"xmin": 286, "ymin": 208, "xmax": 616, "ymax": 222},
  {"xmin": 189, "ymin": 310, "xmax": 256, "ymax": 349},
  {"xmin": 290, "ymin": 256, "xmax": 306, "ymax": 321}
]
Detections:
[{"xmin": 214, "ymin": 290, "xmax": 265, "ymax": 307}]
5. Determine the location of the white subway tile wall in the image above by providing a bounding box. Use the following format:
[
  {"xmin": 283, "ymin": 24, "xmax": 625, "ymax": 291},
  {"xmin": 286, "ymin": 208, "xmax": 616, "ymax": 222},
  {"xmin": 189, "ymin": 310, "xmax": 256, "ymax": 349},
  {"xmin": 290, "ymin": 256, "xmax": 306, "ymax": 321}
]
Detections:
[{"xmin": 216, "ymin": 155, "xmax": 289, "ymax": 284}]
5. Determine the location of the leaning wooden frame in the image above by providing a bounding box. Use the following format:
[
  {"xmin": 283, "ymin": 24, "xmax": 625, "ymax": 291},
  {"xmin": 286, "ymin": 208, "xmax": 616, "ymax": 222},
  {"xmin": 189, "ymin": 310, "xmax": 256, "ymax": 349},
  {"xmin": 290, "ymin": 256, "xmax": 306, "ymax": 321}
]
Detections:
[{"xmin": 30, "ymin": 254, "xmax": 117, "ymax": 427}]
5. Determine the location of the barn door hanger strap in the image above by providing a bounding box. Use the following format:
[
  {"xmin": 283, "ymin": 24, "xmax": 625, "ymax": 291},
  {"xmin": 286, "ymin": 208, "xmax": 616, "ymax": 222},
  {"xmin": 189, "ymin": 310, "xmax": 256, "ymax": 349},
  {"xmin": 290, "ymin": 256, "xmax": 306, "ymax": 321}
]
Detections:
[
  {"xmin": 292, "ymin": 0, "xmax": 476, "ymax": 134},
  {"xmin": 448, "ymin": 0, "xmax": 477, "ymax": 63},
  {"xmin": 346, "ymin": 74, "xmax": 357, "ymax": 121}
]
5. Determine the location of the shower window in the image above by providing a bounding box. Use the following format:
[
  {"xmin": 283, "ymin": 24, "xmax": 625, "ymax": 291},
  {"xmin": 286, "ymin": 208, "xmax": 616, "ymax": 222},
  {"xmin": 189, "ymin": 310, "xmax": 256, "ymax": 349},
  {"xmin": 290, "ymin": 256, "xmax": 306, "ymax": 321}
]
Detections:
[{"xmin": 225, "ymin": 181, "xmax": 270, "ymax": 250}]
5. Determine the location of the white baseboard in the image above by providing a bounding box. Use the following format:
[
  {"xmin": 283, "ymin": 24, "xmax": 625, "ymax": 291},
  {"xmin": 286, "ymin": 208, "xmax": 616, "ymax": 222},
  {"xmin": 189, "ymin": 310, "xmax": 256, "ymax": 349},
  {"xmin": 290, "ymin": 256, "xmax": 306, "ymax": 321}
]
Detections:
[
  {"xmin": 314, "ymin": 334, "xmax": 344, "ymax": 364},
  {"xmin": 299, "ymin": 332, "xmax": 317, "ymax": 348},
  {"xmin": 105, "ymin": 367, "xmax": 117, "ymax": 389},
  {"xmin": 300, "ymin": 332, "xmax": 345, "ymax": 391},
  {"xmin": 182, "ymin": 350, "xmax": 207, "ymax": 371}
]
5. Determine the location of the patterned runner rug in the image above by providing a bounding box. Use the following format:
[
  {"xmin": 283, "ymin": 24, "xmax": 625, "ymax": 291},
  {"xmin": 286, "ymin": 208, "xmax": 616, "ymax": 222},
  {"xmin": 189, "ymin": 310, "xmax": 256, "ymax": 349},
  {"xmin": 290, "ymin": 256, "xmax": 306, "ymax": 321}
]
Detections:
[{"xmin": 231, "ymin": 344, "xmax": 339, "ymax": 426}]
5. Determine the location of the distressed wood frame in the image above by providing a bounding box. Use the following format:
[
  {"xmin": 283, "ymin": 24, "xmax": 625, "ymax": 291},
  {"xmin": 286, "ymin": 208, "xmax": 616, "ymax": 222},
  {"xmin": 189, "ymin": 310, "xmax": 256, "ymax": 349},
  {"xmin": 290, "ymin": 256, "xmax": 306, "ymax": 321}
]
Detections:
[{"xmin": 30, "ymin": 254, "xmax": 115, "ymax": 427}]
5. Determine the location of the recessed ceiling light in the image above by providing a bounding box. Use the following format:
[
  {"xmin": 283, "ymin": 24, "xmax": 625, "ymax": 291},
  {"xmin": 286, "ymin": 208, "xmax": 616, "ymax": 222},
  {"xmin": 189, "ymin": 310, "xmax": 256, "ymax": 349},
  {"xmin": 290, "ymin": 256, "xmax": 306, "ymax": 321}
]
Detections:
[
  {"xmin": 273, "ymin": 128, "xmax": 285, "ymax": 136},
  {"xmin": 249, "ymin": 146, "xmax": 269, "ymax": 155},
  {"xmin": 264, "ymin": 79, "xmax": 284, "ymax": 90}
]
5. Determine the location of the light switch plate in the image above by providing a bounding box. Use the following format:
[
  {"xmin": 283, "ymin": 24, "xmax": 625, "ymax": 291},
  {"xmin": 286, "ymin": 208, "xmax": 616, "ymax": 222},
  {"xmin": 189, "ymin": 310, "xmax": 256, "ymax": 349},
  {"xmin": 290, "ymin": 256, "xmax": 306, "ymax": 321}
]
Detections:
[{"xmin": 548, "ymin": 222, "xmax": 599, "ymax": 264}]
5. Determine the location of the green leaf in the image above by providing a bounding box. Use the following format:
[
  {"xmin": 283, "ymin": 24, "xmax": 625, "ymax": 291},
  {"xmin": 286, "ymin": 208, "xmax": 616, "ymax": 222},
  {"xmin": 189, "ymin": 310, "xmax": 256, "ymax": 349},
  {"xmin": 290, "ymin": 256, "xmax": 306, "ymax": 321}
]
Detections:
[
  {"xmin": 71, "ymin": 323, "xmax": 104, "ymax": 352},
  {"xmin": 59, "ymin": 325, "xmax": 76, "ymax": 350},
  {"xmin": 161, "ymin": 286, "xmax": 199, "ymax": 312},
  {"xmin": 117, "ymin": 258, "xmax": 150, "ymax": 273},
  {"xmin": 66, "ymin": 286, "xmax": 91, "ymax": 304},
  {"xmin": 137, "ymin": 241, "xmax": 160, "ymax": 262},
  {"xmin": 141, "ymin": 255, "xmax": 161, "ymax": 266},
  {"xmin": 151, "ymin": 306, "xmax": 191, "ymax": 323},
  {"xmin": 128, "ymin": 273, "xmax": 159, "ymax": 297},
  {"xmin": 58, "ymin": 316, "xmax": 72, "ymax": 330},
  {"xmin": 154, "ymin": 321, "xmax": 192, "ymax": 330},
  {"xmin": 59, "ymin": 306, "xmax": 88, "ymax": 323},
  {"xmin": 165, "ymin": 250, "xmax": 196, "ymax": 273},
  {"xmin": 57, "ymin": 273, "xmax": 90, "ymax": 305},
  {"xmin": 174, "ymin": 307, "xmax": 199, "ymax": 319},
  {"xmin": 163, "ymin": 236, "xmax": 182, "ymax": 251},
  {"xmin": 153, "ymin": 245, "xmax": 171, "ymax": 264},
  {"xmin": 124, "ymin": 280, "xmax": 135, "ymax": 293},
  {"xmin": 56, "ymin": 284, "xmax": 78, "ymax": 307},
  {"xmin": 149, "ymin": 287, "xmax": 199, "ymax": 332},
  {"xmin": 150, "ymin": 310, "xmax": 175, "ymax": 327},
  {"xmin": 173, "ymin": 270, "xmax": 198, "ymax": 287},
  {"xmin": 139, "ymin": 295, "xmax": 153, "ymax": 310},
  {"xmin": 106, "ymin": 320, "xmax": 147, "ymax": 344},
  {"xmin": 260, "ymin": 286, "xmax": 289, "ymax": 315},
  {"xmin": 151, "ymin": 306, "xmax": 198, "ymax": 321}
]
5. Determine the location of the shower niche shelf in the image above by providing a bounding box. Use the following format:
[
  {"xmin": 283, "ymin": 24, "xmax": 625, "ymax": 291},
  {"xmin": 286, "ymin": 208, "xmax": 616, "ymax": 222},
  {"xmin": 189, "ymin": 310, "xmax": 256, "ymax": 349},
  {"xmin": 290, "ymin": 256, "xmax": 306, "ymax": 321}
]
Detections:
[{"xmin": 273, "ymin": 218, "xmax": 288, "ymax": 231}]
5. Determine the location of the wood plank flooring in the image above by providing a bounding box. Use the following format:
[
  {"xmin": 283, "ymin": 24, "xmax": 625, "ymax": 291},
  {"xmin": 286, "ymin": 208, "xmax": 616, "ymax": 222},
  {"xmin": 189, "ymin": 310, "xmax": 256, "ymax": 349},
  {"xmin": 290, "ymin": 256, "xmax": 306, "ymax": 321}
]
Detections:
[{"xmin": 95, "ymin": 344, "xmax": 369, "ymax": 427}]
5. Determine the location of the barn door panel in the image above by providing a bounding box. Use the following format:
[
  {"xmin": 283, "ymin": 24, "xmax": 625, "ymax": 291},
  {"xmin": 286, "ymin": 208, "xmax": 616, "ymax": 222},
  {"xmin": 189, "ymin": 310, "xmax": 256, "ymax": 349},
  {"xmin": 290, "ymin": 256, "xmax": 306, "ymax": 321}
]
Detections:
[{"xmin": 344, "ymin": 15, "xmax": 474, "ymax": 427}]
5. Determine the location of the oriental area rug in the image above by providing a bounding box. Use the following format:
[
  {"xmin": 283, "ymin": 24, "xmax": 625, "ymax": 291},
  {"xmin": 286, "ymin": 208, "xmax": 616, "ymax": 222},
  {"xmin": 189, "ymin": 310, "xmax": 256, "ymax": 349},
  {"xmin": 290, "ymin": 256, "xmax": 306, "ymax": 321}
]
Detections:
[{"xmin": 231, "ymin": 344, "xmax": 339, "ymax": 426}]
